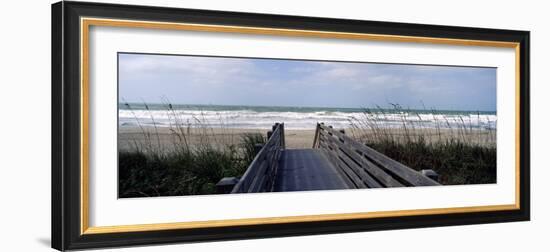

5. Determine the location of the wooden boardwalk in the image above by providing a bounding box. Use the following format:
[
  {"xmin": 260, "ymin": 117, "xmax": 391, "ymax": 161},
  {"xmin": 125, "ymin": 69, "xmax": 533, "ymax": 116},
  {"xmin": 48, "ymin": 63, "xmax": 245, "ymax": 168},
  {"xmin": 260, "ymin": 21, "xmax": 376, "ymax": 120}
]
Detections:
[
  {"xmin": 225, "ymin": 122, "xmax": 440, "ymax": 194},
  {"xmin": 273, "ymin": 149, "xmax": 350, "ymax": 192}
]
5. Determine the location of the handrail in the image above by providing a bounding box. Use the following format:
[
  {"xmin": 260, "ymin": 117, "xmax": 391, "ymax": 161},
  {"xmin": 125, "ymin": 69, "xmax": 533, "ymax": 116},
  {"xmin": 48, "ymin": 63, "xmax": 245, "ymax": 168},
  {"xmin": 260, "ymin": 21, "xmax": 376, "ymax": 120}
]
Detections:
[
  {"xmin": 313, "ymin": 123, "xmax": 440, "ymax": 187},
  {"xmin": 312, "ymin": 122, "xmax": 321, "ymax": 148},
  {"xmin": 231, "ymin": 123, "xmax": 285, "ymax": 193}
]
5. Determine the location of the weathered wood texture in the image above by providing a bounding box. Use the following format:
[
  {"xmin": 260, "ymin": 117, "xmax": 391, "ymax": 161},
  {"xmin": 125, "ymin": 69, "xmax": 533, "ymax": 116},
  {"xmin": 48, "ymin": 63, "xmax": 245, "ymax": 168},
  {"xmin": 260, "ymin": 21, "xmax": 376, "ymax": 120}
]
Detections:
[
  {"xmin": 273, "ymin": 149, "xmax": 351, "ymax": 192},
  {"xmin": 313, "ymin": 123, "xmax": 440, "ymax": 188},
  {"xmin": 232, "ymin": 123, "xmax": 285, "ymax": 193}
]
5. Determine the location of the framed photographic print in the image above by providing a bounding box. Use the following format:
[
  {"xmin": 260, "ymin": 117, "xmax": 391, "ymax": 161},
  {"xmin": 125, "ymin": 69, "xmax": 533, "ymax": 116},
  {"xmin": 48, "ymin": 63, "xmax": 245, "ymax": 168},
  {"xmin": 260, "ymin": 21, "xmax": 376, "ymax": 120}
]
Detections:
[{"xmin": 51, "ymin": 1, "xmax": 530, "ymax": 250}]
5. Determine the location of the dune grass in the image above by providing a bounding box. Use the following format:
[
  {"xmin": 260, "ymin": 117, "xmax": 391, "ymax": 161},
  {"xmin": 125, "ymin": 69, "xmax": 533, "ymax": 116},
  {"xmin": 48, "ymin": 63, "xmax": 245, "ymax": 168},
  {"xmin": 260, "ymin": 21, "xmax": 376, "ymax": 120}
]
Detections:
[
  {"xmin": 120, "ymin": 100, "xmax": 496, "ymax": 196},
  {"xmin": 118, "ymin": 101, "xmax": 265, "ymax": 198},
  {"xmin": 348, "ymin": 105, "xmax": 496, "ymax": 185}
]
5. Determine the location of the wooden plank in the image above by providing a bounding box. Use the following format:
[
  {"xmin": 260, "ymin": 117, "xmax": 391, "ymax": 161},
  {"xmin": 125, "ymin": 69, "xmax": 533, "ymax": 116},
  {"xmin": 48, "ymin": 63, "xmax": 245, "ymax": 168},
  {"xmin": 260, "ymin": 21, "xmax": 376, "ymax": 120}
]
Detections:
[
  {"xmin": 318, "ymin": 134, "xmax": 348, "ymax": 185},
  {"xmin": 232, "ymin": 123, "xmax": 285, "ymax": 193},
  {"xmin": 317, "ymin": 128, "xmax": 360, "ymax": 188},
  {"xmin": 336, "ymin": 148, "xmax": 382, "ymax": 188},
  {"xmin": 359, "ymin": 144, "xmax": 438, "ymax": 186},
  {"xmin": 248, "ymin": 162, "xmax": 268, "ymax": 193},
  {"xmin": 266, "ymin": 148, "xmax": 279, "ymax": 184},
  {"xmin": 248, "ymin": 143, "xmax": 278, "ymax": 192},
  {"xmin": 282, "ymin": 123, "xmax": 285, "ymax": 145},
  {"xmin": 322, "ymin": 147, "xmax": 357, "ymax": 188},
  {"xmin": 260, "ymin": 129, "xmax": 281, "ymax": 191},
  {"xmin": 323, "ymin": 134, "xmax": 365, "ymax": 188},
  {"xmin": 335, "ymin": 162, "xmax": 362, "ymax": 188},
  {"xmin": 273, "ymin": 149, "xmax": 352, "ymax": 191},
  {"xmin": 241, "ymin": 154, "xmax": 265, "ymax": 188},
  {"xmin": 337, "ymin": 140, "xmax": 404, "ymax": 187},
  {"xmin": 319, "ymin": 134, "xmax": 328, "ymax": 146},
  {"xmin": 322, "ymin": 125, "xmax": 438, "ymax": 186},
  {"xmin": 320, "ymin": 149, "xmax": 356, "ymax": 189},
  {"xmin": 312, "ymin": 123, "xmax": 321, "ymax": 148},
  {"xmin": 270, "ymin": 131, "xmax": 280, "ymax": 143}
]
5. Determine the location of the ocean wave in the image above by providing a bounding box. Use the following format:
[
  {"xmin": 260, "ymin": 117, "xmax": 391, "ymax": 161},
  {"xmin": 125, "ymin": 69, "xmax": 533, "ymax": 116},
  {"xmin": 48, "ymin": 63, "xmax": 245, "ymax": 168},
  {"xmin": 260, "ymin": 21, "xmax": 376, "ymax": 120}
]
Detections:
[{"xmin": 119, "ymin": 109, "xmax": 497, "ymax": 130}]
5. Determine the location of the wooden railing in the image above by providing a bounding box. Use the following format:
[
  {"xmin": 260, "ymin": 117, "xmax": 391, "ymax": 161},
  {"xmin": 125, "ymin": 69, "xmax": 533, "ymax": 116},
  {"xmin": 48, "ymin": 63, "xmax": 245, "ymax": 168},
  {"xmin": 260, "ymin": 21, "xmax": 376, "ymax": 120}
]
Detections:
[
  {"xmin": 313, "ymin": 123, "xmax": 440, "ymax": 188},
  {"xmin": 231, "ymin": 123, "xmax": 285, "ymax": 193}
]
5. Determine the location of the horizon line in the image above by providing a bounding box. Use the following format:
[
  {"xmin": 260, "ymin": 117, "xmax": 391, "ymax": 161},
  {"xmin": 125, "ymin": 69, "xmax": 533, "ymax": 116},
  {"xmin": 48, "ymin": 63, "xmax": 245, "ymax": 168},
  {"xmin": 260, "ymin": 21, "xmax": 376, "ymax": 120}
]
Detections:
[{"xmin": 118, "ymin": 101, "xmax": 497, "ymax": 113}]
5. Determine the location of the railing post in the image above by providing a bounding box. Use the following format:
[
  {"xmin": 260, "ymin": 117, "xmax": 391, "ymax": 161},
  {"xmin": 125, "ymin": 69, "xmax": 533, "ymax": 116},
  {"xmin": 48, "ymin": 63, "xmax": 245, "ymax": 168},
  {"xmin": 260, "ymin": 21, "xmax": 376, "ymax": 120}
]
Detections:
[
  {"xmin": 216, "ymin": 177, "xmax": 240, "ymax": 194},
  {"xmin": 421, "ymin": 169, "xmax": 439, "ymax": 182},
  {"xmin": 312, "ymin": 123, "xmax": 320, "ymax": 148},
  {"xmin": 282, "ymin": 123, "xmax": 285, "ymax": 148},
  {"xmin": 338, "ymin": 129, "xmax": 346, "ymax": 143},
  {"xmin": 267, "ymin": 130, "xmax": 273, "ymax": 139}
]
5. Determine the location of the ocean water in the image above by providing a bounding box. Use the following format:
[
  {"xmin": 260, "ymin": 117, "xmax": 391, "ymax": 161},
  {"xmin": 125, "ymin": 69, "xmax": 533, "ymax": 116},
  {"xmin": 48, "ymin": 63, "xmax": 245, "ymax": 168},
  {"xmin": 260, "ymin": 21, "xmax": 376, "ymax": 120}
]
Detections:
[{"xmin": 119, "ymin": 103, "xmax": 497, "ymax": 130}]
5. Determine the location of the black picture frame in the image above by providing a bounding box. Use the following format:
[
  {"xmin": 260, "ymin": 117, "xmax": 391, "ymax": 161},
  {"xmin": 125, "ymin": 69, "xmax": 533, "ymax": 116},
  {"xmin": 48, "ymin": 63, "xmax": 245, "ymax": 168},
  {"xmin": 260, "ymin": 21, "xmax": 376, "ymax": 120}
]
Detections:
[{"xmin": 52, "ymin": 1, "xmax": 530, "ymax": 251}]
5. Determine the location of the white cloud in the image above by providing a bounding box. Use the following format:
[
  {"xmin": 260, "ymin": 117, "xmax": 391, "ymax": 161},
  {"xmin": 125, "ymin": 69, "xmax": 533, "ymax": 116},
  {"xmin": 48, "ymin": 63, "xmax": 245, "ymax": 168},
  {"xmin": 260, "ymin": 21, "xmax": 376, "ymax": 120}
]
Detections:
[
  {"xmin": 119, "ymin": 54, "xmax": 259, "ymax": 86},
  {"xmin": 119, "ymin": 53, "xmax": 496, "ymax": 110}
]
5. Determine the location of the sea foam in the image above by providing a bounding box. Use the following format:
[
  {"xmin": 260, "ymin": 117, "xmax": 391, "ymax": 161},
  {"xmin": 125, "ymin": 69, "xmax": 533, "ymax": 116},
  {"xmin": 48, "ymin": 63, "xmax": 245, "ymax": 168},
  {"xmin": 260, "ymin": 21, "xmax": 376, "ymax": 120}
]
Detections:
[{"xmin": 119, "ymin": 106, "xmax": 497, "ymax": 130}]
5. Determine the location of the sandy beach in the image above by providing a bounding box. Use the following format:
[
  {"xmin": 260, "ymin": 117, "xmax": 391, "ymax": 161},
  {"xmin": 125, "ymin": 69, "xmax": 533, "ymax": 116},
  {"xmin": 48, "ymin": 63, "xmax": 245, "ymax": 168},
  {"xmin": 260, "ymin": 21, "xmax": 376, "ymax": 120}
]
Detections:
[
  {"xmin": 118, "ymin": 127, "xmax": 316, "ymax": 151},
  {"xmin": 119, "ymin": 125, "xmax": 495, "ymax": 152}
]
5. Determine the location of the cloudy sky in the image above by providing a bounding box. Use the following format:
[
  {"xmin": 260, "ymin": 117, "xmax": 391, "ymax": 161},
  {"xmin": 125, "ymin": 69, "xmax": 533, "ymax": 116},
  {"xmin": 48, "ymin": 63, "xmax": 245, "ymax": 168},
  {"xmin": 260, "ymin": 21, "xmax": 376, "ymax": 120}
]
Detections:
[{"xmin": 119, "ymin": 53, "xmax": 496, "ymax": 111}]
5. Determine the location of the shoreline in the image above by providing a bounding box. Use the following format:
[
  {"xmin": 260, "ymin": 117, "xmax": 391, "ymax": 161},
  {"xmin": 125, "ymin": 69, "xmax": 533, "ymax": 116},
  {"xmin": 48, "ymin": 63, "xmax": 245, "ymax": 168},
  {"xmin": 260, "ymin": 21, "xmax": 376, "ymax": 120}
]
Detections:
[{"xmin": 119, "ymin": 125, "xmax": 496, "ymax": 152}]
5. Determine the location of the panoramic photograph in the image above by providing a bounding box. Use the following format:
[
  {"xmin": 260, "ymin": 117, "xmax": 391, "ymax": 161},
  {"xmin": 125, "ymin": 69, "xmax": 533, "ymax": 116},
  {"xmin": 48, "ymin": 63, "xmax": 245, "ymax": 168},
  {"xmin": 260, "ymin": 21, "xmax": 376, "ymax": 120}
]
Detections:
[{"xmin": 117, "ymin": 53, "xmax": 497, "ymax": 198}]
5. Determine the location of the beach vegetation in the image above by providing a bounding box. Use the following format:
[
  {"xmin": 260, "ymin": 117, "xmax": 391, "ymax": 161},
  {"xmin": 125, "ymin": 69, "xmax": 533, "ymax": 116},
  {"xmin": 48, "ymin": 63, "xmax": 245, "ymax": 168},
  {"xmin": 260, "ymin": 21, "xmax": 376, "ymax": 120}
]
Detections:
[
  {"xmin": 118, "ymin": 101, "xmax": 265, "ymax": 198},
  {"xmin": 348, "ymin": 104, "xmax": 497, "ymax": 185}
]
